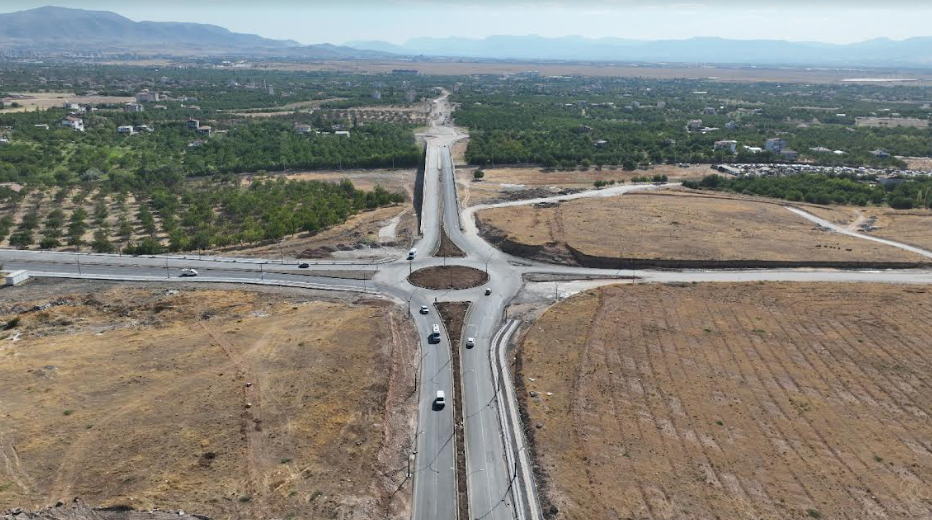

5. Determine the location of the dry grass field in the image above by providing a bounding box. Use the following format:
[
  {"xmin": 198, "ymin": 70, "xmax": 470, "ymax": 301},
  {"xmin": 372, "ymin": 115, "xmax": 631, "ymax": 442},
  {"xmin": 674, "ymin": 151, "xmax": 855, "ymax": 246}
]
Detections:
[
  {"xmin": 804, "ymin": 205, "xmax": 932, "ymax": 252},
  {"xmin": 477, "ymin": 191, "xmax": 930, "ymax": 264},
  {"xmin": 520, "ymin": 282, "xmax": 932, "ymax": 520},
  {"xmin": 459, "ymin": 166, "xmax": 708, "ymax": 206},
  {"xmin": 0, "ymin": 92, "xmax": 135, "ymax": 113},
  {"xmin": 0, "ymin": 282, "xmax": 417, "ymax": 519}
]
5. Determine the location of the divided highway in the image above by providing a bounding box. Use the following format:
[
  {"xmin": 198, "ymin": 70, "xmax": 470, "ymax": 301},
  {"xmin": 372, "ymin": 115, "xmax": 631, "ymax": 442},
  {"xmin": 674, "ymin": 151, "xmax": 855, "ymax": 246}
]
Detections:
[{"xmin": 4, "ymin": 90, "xmax": 932, "ymax": 520}]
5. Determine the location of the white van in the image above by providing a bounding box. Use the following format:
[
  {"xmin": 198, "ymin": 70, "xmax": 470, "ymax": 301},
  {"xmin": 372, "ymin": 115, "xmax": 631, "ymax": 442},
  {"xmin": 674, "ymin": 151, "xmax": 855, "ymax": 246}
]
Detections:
[
  {"xmin": 434, "ymin": 390, "xmax": 446, "ymax": 409},
  {"xmin": 429, "ymin": 324, "xmax": 441, "ymax": 344},
  {"xmin": 407, "ymin": 248, "xmax": 417, "ymax": 260}
]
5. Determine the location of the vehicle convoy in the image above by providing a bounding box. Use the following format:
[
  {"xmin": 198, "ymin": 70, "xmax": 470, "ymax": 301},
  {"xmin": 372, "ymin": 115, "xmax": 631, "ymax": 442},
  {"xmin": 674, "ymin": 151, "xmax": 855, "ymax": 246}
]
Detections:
[{"xmin": 180, "ymin": 268, "xmax": 198, "ymax": 277}]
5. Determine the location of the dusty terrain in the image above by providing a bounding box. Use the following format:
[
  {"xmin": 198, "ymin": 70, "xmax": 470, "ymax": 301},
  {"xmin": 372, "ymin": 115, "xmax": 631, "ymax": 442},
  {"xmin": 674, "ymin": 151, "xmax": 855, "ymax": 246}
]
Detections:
[
  {"xmin": 519, "ymin": 282, "xmax": 932, "ymax": 520},
  {"xmin": 0, "ymin": 280, "xmax": 418, "ymax": 520},
  {"xmin": 0, "ymin": 93, "xmax": 135, "ymax": 113},
  {"xmin": 804, "ymin": 204, "xmax": 932, "ymax": 252},
  {"xmin": 459, "ymin": 166, "xmax": 708, "ymax": 206},
  {"xmin": 232, "ymin": 61, "xmax": 932, "ymax": 85},
  {"xmin": 477, "ymin": 191, "xmax": 931, "ymax": 266}
]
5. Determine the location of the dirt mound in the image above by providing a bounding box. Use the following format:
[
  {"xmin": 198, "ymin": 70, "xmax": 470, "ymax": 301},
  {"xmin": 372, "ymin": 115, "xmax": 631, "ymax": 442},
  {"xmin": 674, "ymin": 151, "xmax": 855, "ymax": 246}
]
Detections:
[{"xmin": 408, "ymin": 266, "xmax": 488, "ymax": 290}]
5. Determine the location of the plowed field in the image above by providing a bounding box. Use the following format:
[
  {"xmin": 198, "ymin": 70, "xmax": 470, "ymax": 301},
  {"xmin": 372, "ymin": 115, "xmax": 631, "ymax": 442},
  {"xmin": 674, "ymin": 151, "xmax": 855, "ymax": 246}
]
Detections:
[{"xmin": 520, "ymin": 282, "xmax": 932, "ymax": 520}]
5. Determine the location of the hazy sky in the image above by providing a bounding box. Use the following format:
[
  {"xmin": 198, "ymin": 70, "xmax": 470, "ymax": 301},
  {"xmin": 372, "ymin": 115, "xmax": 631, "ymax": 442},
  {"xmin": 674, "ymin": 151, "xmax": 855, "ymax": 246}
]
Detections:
[{"xmin": 4, "ymin": 0, "xmax": 932, "ymax": 45}]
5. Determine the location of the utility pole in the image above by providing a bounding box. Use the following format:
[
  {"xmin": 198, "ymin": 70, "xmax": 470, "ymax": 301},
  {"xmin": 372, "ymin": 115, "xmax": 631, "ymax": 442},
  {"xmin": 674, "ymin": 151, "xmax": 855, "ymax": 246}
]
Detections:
[
  {"xmin": 260, "ymin": 263, "xmax": 264, "ymax": 281},
  {"xmin": 165, "ymin": 259, "xmax": 169, "ymax": 279},
  {"xmin": 77, "ymin": 256, "xmax": 81, "ymax": 275}
]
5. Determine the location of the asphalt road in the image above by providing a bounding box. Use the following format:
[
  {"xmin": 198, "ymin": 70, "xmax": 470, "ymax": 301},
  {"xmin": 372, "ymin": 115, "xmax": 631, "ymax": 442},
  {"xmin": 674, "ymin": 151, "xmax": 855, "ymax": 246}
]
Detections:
[{"xmin": 4, "ymin": 90, "xmax": 932, "ymax": 520}]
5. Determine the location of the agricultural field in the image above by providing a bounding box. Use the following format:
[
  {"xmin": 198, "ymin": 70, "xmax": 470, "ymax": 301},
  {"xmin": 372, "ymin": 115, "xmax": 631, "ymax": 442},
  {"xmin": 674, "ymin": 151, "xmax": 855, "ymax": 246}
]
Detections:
[
  {"xmin": 476, "ymin": 191, "xmax": 931, "ymax": 266},
  {"xmin": 520, "ymin": 282, "xmax": 932, "ymax": 520},
  {"xmin": 0, "ymin": 92, "xmax": 135, "ymax": 113},
  {"xmin": 459, "ymin": 165, "xmax": 707, "ymax": 206},
  {"xmin": 0, "ymin": 280, "xmax": 418, "ymax": 519}
]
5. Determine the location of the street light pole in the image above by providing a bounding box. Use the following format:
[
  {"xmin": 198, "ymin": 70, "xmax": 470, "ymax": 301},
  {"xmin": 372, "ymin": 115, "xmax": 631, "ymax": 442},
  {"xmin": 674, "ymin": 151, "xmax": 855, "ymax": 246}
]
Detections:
[{"xmin": 77, "ymin": 256, "xmax": 81, "ymax": 275}]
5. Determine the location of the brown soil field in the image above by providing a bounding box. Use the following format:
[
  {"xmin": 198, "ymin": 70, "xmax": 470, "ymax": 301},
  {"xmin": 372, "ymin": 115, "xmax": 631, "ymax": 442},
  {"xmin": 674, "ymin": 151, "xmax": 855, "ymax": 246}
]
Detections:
[
  {"xmin": 519, "ymin": 282, "xmax": 932, "ymax": 520},
  {"xmin": 459, "ymin": 166, "xmax": 708, "ymax": 206},
  {"xmin": 408, "ymin": 266, "xmax": 488, "ymax": 290},
  {"xmin": 804, "ymin": 205, "xmax": 932, "ymax": 252},
  {"xmin": 235, "ymin": 61, "xmax": 932, "ymax": 85},
  {"xmin": 437, "ymin": 227, "xmax": 465, "ymax": 257},
  {"xmin": 477, "ymin": 191, "xmax": 931, "ymax": 266},
  {"xmin": 0, "ymin": 92, "xmax": 135, "ymax": 113},
  {"xmin": 0, "ymin": 282, "xmax": 418, "ymax": 520}
]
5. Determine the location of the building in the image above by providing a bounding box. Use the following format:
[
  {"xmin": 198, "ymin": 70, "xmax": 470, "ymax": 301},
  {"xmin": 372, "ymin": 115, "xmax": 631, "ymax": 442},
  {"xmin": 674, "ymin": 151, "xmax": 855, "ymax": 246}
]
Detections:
[
  {"xmin": 135, "ymin": 89, "xmax": 159, "ymax": 103},
  {"xmin": 34, "ymin": 124, "xmax": 49, "ymax": 130},
  {"xmin": 61, "ymin": 116, "xmax": 84, "ymax": 132},
  {"xmin": 780, "ymin": 149, "xmax": 799, "ymax": 161},
  {"xmin": 870, "ymin": 149, "xmax": 891, "ymax": 158},
  {"xmin": 686, "ymin": 119, "xmax": 703, "ymax": 131},
  {"xmin": 186, "ymin": 119, "xmax": 200, "ymax": 130},
  {"xmin": 294, "ymin": 124, "xmax": 313, "ymax": 134},
  {"xmin": 765, "ymin": 138, "xmax": 787, "ymax": 153},
  {"xmin": 594, "ymin": 139, "xmax": 609, "ymax": 148},
  {"xmin": 576, "ymin": 124, "xmax": 593, "ymax": 133},
  {"xmin": 714, "ymin": 140, "xmax": 738, "ymax": 153},
  {"xmin": 197, "ymin": 125, "xmax": 212, "ymax": 136},
  {"xmin": 124, "ymin": 103, "xmax": 144, "ymax": 113},
  {"xmin": 117, "ymin": 125, "xmax": 135, "ymax": 134},
  {"xmin": 62, "ymin": 102, "xmax": 84, "ymax": 112},
  {"xmin": 372, "ymin": 90, "xmax": 382, "ymax": 100},
  {"xmin": 187, "ymin": 139, "xmax": 206, "ymax": 148},
  {"xmin": 704, "ymin": 107, "xmax": 717, "ymax": 115},
  {"xmin": 134, "ymin": 125, "xmax": 154, "ymax": 133},
  {"xmin": 743, "ymin": 146, "xmax": 763, "ymax": 154},
  {"xmin": 392, "ymin": 69, "xmax": 419, "ymax": 75},
  {"xmin": 725, "ymin": 121, "xmax": 738, "ymax": 130},
  {"xmin": 810, "ymin": 146, "xmax": 832, "ymax": 153},
  {"xmin": 0, "ymin": 137, "xmax": 8, "ymax": 146},
  {"xmin": 335, "ymin": 130, "xmax": 351, "ymax": 137}
]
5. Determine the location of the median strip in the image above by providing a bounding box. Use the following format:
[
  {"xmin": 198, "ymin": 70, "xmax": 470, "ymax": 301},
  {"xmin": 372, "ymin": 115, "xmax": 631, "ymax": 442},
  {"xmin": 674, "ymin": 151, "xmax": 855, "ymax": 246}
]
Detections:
[{"xmin": 436, "ymin": 301, "xmax": 471, "ymax": 520}]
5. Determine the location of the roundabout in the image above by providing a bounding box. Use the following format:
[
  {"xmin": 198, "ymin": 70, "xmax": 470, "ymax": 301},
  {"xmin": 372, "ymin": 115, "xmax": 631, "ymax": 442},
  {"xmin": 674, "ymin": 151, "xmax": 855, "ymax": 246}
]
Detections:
[{"xmin": 407, "ymin": 265, "xmax": 489, "ymax": 290}]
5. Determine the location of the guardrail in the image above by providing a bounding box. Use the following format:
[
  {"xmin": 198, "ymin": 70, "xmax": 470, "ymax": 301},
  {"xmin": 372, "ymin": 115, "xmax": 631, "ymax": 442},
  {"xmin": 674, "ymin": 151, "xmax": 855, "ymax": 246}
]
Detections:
[{"xmin": 491, "ymin": 320, "xmax": 543, "ymax": 520}]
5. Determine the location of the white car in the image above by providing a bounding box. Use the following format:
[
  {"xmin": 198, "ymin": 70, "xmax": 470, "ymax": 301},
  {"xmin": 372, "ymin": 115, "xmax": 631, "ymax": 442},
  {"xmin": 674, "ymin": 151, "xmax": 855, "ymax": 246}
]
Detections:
[
  {"xmin": 180, "ymin": 268, "xmax": 198, "ymax": 277},
  {"xmin": 419, "ymin": 305, "xmax": 429, "ymax": 315},
  {"xmin": 434, "ymin": 390, "xmax": 446, "ymax": 410},
  {"xmin": 465, "ymin": 337, "xmax": 475, "ymax": 348}
]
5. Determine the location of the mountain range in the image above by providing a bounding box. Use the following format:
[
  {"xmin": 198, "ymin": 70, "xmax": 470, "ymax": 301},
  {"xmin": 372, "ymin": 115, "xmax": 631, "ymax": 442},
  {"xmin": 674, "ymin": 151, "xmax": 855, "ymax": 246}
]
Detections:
[
  {"xmin": 0, "ymin": 6, "xmax": 387, "ymax": 58},
  {"xmin": 349, "ymin": 35, "xmax": 932, "ymax": 67},
  {"xmin": 2, "ymin": 6, "xmax": 932, "ymax": 67}
]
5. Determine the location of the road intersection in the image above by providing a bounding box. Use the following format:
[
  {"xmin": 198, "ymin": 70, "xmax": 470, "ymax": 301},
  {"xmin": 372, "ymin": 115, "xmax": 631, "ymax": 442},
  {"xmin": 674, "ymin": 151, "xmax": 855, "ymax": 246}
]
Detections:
[{"xmin": 3, "ymin": 92, "xmax": 932, "ymax": 520}]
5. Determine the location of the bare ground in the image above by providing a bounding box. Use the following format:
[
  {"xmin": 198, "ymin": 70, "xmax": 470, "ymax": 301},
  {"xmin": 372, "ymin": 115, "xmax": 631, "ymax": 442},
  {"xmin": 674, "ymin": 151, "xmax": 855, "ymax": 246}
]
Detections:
[
  {"xmin": 0, "ymin": 280, "xmax": 418, "ymax": 520},
  {"xmin": 519, "ymin": 282, "xmax": 932, "ymax": 520},
  {"xmin": 477, "ymin": 191, "xmax": 931, "ymax": 266}
]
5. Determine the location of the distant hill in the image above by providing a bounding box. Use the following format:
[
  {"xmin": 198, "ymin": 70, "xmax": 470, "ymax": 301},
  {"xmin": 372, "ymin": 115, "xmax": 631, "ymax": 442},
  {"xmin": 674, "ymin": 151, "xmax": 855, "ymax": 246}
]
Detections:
[
  {"xmin": 0, "ymin": 6, "xmax": 388, "ymax": 58},
  {"xmin": 350, "ymin": 34, "xmax": 932, "ymax": 67}
]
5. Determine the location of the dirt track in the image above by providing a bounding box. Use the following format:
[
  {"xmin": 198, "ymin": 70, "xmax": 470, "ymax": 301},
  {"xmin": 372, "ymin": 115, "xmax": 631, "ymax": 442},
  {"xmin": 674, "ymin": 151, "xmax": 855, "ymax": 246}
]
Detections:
[
  {"xmin": 520, "ymin": 282, "xmax": 932, "ymax": 520},
  {"xmin": 0, "ymin": 282, "xmax": 418, "ymax": 520}
]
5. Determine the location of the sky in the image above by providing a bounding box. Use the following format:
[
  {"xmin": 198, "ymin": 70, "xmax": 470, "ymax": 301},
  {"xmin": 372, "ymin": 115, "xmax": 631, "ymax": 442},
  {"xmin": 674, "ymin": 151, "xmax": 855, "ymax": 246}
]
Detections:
[{"xmin": 3, "ymin": 0, "xmax": 932, "ymax": 45}]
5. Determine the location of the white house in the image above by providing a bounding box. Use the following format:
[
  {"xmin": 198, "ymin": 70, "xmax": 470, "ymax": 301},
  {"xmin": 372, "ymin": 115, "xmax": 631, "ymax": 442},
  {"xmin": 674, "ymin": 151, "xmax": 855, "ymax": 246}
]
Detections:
[
  {"xmin": 765, "ymin": 138, "xmax": 787, "ymax": 153},
  {"xmin": 124, "ymin": 103, "xmax": 144, "ymax": 113},
  {"xmin": 335, "ymin": 130, "xmax": 351, "ymax": 137},
  {"xmin": 117, "ymin": 125, "xmax": 135, "ymax": 135},
  {"xmin": 714, "ymin": 140, "xmax": 738, "ymax": 153},
  {"xmin": 135, "ymin": 89, "xmax": 159, "ymax": 103},
  {"xmin": 61, "ymin": 117, "xmax": 84, "ymax": 132}
]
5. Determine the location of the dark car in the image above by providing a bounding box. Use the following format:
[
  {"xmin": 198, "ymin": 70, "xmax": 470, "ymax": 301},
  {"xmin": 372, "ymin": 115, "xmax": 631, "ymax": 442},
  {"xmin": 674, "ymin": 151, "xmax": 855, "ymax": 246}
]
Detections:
[{"xmin": 298, "ymin": 262, "xmax": 310, "ymax": 269}]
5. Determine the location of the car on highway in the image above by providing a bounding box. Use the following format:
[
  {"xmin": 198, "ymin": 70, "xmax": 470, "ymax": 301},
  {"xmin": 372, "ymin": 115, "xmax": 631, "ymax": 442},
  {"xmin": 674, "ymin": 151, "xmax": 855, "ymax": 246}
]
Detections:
[
  {"xmin": 419, "ymin": 305, "xmax": 429, "ymax": 315},
  {"xmin": 433, "ymin": 390, "xmax": 446, "ymax": 410},
  {"xmin": 484, "ymin": 288, "xmax": 492, "ymax": 296},
  {"xmin": 179, "ymin": 268, "xmax": 198, "ymax": 277},
  {"xmin": 465, "ymin": 337, "xmax": 475, "ymax": 348},
  {"xmin": 298, "ymin": 262, "xmax": 310, "ymax": 269}
]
